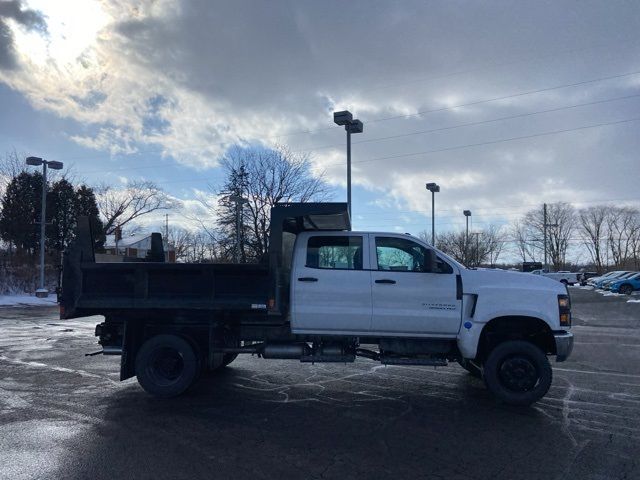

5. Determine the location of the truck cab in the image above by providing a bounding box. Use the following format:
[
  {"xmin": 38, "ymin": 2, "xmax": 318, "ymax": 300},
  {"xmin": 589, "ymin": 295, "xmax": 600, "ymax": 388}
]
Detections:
[{"xmin": 291, "ymin": 231, "xmax": 462, "ymax": 337}]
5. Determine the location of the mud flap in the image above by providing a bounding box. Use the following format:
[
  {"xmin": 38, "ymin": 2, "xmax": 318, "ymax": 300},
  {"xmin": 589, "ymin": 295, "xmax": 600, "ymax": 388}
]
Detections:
[{"xmin": 120, "ymin": 320, "xmax": 144, "ymax": 381}]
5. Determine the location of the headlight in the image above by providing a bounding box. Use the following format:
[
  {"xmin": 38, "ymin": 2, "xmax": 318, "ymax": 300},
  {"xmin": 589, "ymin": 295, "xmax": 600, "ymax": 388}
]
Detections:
[{"xmin": 558, "ymin": 294, "xmax": 571, "ymax": 327}]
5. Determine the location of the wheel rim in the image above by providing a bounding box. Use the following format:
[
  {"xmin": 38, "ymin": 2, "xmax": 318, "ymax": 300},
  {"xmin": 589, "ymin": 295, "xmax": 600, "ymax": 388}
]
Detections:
[
  {"xmin": 498, "ymin": 356, "xmax": 539, "ymax": 392},
  {"xmin": 621, "ymin": 285, "xmax": 633, "ymax": 295},
  {"xmin": 147, "ymin": 347, "xmax": 184, "ymax": 386}
]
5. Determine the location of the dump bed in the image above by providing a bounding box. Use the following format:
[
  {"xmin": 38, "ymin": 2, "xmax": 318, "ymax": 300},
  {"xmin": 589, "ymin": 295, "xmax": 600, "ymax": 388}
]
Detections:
[{"xmin": 61, "ymin": 261, "xmax": 270, "ymax": 319}]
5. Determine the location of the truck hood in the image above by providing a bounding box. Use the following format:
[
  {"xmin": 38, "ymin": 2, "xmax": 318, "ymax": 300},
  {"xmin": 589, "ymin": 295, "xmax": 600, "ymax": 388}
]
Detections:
[{"xmin": 460, "ymin": 268, "xmax": 566, "ymax": 296}]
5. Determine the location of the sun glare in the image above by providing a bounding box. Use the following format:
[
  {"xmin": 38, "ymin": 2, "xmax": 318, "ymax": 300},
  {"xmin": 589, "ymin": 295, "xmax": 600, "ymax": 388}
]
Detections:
[{"xmin": 11, "ymin": 0, "xmax": 109, "ymax": 68}]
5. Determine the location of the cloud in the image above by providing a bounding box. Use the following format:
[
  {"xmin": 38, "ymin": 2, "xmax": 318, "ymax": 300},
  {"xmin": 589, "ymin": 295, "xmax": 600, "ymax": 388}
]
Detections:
[
  {"xmin": 0, "ymin": 0, "xmax": 639, "ymax": 227},
  {"xmin": 0, "ymin": 0, "xmax": 46, "ymax": 69}
]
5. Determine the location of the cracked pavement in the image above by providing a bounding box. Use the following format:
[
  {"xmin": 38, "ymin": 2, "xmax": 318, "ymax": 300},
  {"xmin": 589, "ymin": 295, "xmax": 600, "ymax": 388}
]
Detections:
[{"xmin": 1, "ymin": 287, "xmax": 639, "ymax": 479}]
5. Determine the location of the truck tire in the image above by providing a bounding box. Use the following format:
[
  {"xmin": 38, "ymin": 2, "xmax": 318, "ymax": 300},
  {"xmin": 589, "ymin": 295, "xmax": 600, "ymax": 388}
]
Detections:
[
  {"xmin": 222, "ymin": 353, "xmax": 238, "ymax": 367},
  {"xmin": 483, "ymin": 340, "xmax": 552, "ymax": 406},
  {"xmin": 620, "ymin": 284, "xmax": 634, "ymax": 295},
  {"xmin": 135, "ymin": 334, "xmax": 199, "ymax": 398},
  {"xmin": 457, "ymin": 359, "xmax": 482, "ymax": 378}
]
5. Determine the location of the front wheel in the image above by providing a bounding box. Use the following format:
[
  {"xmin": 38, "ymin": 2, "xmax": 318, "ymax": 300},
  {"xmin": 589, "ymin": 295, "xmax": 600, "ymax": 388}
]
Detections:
[
  {"xmin": 620, "ymin": 284, "xmax": 634, "ymax": 295},
  {"xmin": 457, "ymin": 359, "xmax": 482, "ymax": 378},
  {"xmin": 135, "ymin": 334, "xmax": 199, "ymax": 398},
  {"xmin": 483, "ymin": 340, "xmax": 552, "ymax": 406}
]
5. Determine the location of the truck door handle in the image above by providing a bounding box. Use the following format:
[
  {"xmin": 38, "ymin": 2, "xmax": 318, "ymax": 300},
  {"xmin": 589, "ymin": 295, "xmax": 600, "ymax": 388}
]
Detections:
[
  {"xmin": 375, "ymin": 279, "xmax": 396, "ymax": 284},
  {"xmin": 298, "ymin": 277, "xmax": 318, "ymax": 282}
]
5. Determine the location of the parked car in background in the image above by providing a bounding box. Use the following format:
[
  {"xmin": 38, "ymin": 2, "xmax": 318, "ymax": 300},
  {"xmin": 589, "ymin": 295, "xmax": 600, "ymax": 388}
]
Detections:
[
  {"xmin": 594, "ymin": 271, "xmax": 634, "ymax": 289},
  {"xmin": 530, "ymin": 270, "xmax": 580, "ymax": 285},
  {"xmin": 602, "ymin": 271, "xmax": 637, "ymax": 290},
  {"xmin": 607, "ymin": 272, "xmax": 640, "ymax": 294},
  {"xmin": 587, "ymin": 270, "xmax": 631, "ymax": 287},
  {"xmin": 580, "ymin": 272, "xmax": 598, "ymax": 286}
]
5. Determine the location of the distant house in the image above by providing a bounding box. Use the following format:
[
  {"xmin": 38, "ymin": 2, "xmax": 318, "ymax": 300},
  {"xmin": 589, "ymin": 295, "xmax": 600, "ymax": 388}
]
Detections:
[{"xmin": 102, "ymin": 233, "xmax": 176, "ymax": 263}]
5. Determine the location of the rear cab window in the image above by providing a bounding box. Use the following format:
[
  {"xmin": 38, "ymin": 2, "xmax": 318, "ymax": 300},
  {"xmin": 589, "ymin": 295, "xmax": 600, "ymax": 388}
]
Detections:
[{"xmin": 306, "ymin": 235, "xmax": 364, "ymax": 270}]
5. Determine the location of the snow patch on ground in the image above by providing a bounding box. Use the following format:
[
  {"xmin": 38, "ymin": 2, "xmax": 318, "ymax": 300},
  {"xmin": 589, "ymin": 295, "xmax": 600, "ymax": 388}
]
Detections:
[
  {"xmin": 0, "ymin": 296, "xmax": 58, "ymax": 307},
  {"xmin": 627, "ymin": 299, "xmax": 640, "ymax": 304}
]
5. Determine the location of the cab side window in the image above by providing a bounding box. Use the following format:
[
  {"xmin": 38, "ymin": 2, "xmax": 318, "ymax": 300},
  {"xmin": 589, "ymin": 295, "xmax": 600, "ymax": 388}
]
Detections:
[
  {"xmin": 306, "ymin": 236, "xmax": 363, "ymax": 270},
  {"xmin": 375, "ymin": 237, "xmax": 452, "ymax": 273},
  {"xmin": 376, "ymin": 237, "xmax": 428, "ymax": 272}
]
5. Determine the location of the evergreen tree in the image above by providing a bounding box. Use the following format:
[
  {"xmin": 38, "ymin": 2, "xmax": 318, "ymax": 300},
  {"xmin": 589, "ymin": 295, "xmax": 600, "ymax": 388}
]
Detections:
[
  {"xmin": 217, "ymin": 161, "xmax": 250, "ymax": 262},
  {"xmin": 75, "ymin": 185, "xmax": 105, "ymax": 250},
  {"xmin": 0, "ymin": 172, "xmax": 42, "ymax": 254}
]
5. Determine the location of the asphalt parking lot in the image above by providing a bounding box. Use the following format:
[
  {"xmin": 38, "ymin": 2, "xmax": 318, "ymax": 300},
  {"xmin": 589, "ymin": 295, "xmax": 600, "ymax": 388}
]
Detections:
[{"xmin": 1, "ymin": 287, "xmax": 640, "ymax": 480}]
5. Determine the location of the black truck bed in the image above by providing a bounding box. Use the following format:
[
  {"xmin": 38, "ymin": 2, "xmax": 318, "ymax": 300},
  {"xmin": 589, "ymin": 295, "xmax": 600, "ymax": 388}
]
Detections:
[{"xmin": 66, "ymin": 262, "xmax": 270, "ymax": 317}]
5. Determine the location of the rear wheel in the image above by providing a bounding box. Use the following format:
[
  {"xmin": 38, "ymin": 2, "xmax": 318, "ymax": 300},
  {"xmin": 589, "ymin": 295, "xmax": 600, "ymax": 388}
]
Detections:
[
  {"xmin": 620, "ymin": 284, "xmax": 634, "ymax": 295},
  {"xmin": 222, "ymin": 353, "xmax": 238, "ymax": 367},
  {"xmin": 135, "ymin": 334, "xmax": 199, "ymax": 398},
  {"xmin": 483, "ymin": 340, "xmax": 552, "ymax": 406}
]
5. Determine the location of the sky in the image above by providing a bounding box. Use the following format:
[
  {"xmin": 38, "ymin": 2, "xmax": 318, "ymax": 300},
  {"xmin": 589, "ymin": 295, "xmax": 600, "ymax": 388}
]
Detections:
[{"xmin": 0, "ymin": 0, "xmax": 639, "ymax": 261}]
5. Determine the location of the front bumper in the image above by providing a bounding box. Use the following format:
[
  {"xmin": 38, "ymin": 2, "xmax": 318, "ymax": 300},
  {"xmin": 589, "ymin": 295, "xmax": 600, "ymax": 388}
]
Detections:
[{"xmin": 554, "ymin": 331, "xmax": 574, "ymax": 362}]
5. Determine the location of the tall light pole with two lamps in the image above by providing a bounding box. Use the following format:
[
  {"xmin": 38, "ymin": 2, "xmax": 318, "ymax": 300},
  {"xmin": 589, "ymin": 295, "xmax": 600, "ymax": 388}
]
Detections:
[
  {"xmin": 425, "ymin": 183, "xmax": 440, "ymax": 245},
  {"xmin": 333, "ymin": 110, "xmax": 363, "ymax": 220},
  {"xmin": 26, "ymin": 156, "xmax": 64, "ymax": 298}
]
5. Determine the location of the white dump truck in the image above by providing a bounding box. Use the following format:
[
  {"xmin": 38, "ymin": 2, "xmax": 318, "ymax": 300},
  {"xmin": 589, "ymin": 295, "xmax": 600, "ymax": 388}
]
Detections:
[{"xmin": 60, "ymin": 203, "xmax": 573, "ymax": 406}]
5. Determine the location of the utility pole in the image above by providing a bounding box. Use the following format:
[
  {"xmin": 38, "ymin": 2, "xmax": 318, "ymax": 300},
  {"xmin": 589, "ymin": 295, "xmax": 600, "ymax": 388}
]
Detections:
[
  {"xmin": 543, "ymin": 203, "xmax": 558, "ymax": 271},
  {"xmin": 543, "ymin": 203, "xmax": 547, "ymax": 271}
]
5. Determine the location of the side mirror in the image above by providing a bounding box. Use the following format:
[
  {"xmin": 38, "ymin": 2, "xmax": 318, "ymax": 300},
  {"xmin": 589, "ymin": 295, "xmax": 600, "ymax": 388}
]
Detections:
[{"xmin": 424, "ymin": 249, "xmax": 437, "ymax": 273}]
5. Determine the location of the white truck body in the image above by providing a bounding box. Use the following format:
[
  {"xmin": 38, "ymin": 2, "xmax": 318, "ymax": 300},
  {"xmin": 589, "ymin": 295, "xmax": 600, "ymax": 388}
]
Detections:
[{"xmin": 291, "ymin": 231, "xmax": 572, "ymax": 363}]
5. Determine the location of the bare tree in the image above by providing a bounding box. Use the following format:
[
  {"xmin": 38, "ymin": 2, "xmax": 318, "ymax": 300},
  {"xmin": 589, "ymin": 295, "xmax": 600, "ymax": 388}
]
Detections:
[
  {"xmin": 166, "ymin": 227, "xmax": 218, "ymax": 263},
  {"xmin": 578, "ymin": 205, "xmax": 608, "ymax": 272},
  {"xmin": 433, "ymin": 225, "xmax": 505, "ymax": 266},
  {"xmin": 96, "ymin": 180, "xmax": 174, "ymax": 235},
  {"xmin": 522, "ymin": 203, "xmax": 575, "ymax": 269},
  {"xmin": 213, "ymin": 145, "xmax": 330, "ymax": 262},
  {"xmin": 484, "ymin": 224, "xmax": 506, "ymax": 266},
  {"xmin": 509, "ymin": 218, "xmax": 541, "ymax": 263},
  {"xmin": 606, "ymin": 206, "xmax": 639, "ymax": 267},
  {"xmin": 0, "ymin": 149, "xmax": 26, "ymax": 195}
]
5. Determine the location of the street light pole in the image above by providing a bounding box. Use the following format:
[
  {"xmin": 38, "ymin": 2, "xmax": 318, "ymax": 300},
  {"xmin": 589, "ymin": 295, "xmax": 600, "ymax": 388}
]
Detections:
[
  {"xmin": 26, "ymin": 156, "xmax": 64, "ymax": 297},
  {"xmin": 333, "ymin": 111, "xmax": 363, "ymax": 221},
  {"xmin": 426, "ymin": 183, "xmax": 440, "ymax": 245},
  {"xmin": 39, "ymin": 161, "xmax": 47, "ymax": 294},
  {"xmin": 346, "ymin": 126, "xmax": 351, "ymax": 219},
  {"xmin": 463, "ymin": 210, "xmax": 471, "ymax": 264}
]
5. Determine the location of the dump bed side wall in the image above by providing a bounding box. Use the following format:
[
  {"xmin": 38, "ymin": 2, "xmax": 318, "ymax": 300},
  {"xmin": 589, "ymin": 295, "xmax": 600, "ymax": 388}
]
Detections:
[{"xmin": 62, "ymin": 262, "xmax": 271, "ymax": 319}]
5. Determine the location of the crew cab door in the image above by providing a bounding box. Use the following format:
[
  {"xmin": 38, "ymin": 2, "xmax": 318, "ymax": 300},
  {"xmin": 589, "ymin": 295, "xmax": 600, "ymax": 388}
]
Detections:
[
  {"xmin": 291, "ymin": 233, "xmax": 372, "ymax": 335},
  {"xmin": 370, "ymin": 235, "xmax": 461, "ymax": 336}
]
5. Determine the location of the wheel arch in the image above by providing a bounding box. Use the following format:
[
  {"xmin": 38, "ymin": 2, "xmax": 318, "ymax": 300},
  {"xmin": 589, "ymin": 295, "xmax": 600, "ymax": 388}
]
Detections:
[{"xmin": 475, "ymin": 315, "xmax": 556, "ymax": 362}]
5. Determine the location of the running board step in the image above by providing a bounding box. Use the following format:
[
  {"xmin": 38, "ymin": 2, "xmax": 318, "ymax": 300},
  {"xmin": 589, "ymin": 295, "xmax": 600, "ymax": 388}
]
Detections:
[
  {"xmin": 380, "ymin": 356, "xmax": 447, "ymax": 366},
  {"xmin": 300, "ymin": 355, "xmax": 356, "ymax": 363}
]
